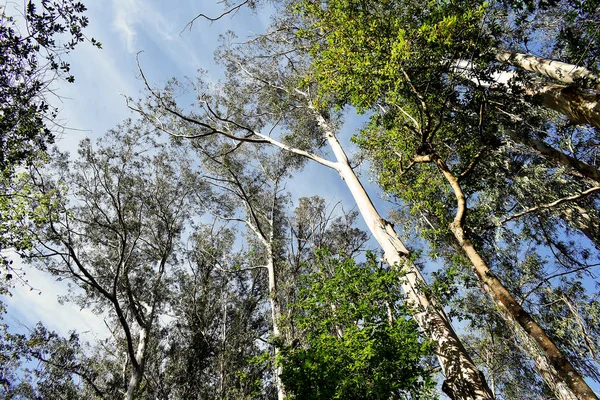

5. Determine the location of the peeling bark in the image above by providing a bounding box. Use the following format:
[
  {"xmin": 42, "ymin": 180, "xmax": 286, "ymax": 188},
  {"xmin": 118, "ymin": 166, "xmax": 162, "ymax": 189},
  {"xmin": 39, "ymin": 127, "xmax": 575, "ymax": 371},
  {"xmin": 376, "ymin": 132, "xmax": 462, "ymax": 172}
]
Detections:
[
  {"xmin": 532, "ymin": 84, "xmax": 600, "ymax": 129},
  {"xmin": 453, "ymin": 56, "xmax": 600, "ymax": 129}
]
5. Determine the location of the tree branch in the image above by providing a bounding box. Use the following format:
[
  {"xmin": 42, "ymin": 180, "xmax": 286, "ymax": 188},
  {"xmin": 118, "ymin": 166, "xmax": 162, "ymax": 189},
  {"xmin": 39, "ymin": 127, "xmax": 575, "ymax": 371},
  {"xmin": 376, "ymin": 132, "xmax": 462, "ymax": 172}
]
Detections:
[{"xmin": 499, "ymin": 186, "xmax": 600, "ymax": 225}]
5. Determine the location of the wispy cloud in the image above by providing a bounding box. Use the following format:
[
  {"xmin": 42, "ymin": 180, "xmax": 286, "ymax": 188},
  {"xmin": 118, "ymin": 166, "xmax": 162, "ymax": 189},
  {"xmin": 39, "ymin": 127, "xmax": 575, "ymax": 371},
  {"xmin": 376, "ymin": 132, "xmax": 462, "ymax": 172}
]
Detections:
[
  {"xmin": 112, "ymin": 0, "xmax": 140, "ymax": 53},
  {"xmin": 4, "ymin": 262, "xmax": 108, "ymax": 341}
]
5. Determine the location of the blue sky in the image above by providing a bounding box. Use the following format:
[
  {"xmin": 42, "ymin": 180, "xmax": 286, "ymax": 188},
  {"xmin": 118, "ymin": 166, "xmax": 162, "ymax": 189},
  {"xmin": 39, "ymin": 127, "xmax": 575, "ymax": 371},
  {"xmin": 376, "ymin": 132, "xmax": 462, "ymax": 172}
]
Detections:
[{"xmin": 3, "ymin": 1, "xmax": 599, "ymax": 396}]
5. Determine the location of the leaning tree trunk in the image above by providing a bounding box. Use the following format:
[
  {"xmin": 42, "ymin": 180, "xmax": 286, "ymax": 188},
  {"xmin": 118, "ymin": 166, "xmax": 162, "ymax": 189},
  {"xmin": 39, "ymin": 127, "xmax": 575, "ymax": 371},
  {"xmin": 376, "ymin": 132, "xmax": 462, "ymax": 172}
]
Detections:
[
  {"xmin": 504, "ymin": 129, "xmax": 600, "ymax": 184},
  {"xmin": 530, "ymin": 83, "xmax": 600, "ymax": 129},
  {"xmin": 495, "ymin": 50, "xmax": 600, "ymax": 128},
  {"xmin": 453, "ymin": 54, "xmax": 600, "ymax": 129},
  {"xmin": 312, "ymin": 109, "xmax": 495, "ymax": 399},
  {"xmin": 430, "ymin": 153, "xmax": 598, "ymax": 400},
  {"xmin": 495, "ymin": 51, "xmax": 600, "ymax": 91}
]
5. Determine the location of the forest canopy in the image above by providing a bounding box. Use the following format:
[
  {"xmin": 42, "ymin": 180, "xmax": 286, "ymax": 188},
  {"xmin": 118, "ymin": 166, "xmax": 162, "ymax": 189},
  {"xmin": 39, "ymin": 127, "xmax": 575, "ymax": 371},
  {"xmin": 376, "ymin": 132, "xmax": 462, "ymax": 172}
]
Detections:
[{"xmin": 1, "ymin": 1, "xmax": 599, "ymax": 399}]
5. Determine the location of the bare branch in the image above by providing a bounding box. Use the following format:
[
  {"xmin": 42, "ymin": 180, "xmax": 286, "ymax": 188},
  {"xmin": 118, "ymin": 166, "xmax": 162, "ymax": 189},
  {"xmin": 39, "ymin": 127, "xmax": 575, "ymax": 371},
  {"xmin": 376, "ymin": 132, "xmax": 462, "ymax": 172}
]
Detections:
[
  {"xmin": 180, "ymin": 0, "xmax": 252, "ymax": 34},
  {"xmin": 499, "ymin": 186, "xmax": 600, "ymax": 225}
]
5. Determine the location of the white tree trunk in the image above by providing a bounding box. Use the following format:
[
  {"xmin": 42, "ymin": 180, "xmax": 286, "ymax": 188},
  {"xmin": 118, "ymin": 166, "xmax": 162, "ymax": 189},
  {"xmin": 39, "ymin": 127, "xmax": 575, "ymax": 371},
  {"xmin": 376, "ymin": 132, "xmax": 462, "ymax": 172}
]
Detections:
[
  {"xmin": 495, "ymin": 51, "xmax": 600, "ymax": 90},
  {"xmin": 452, "ymin": 58, "xmax": 600, "ymax": 128},
  {"xmin": 312, "ymin": 110, "xmax": 494, "ymax": 399},
  {"xmin": 266, "ymin": 254, "xmax": 286, "ymax": 400},
  {"xmin": 124, "ymin": 327, "xmax": 150, "ymax": 400}
]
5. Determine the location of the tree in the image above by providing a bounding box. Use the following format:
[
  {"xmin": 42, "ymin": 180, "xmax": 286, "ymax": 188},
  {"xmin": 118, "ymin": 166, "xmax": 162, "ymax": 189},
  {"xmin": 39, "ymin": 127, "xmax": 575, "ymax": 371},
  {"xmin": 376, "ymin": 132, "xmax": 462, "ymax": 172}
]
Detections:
[
  {"xmin": 161, "ymin": 223, "xmax": 274, "ymax": 399},
  {"xmin": 280, "ymin": 251, "xmax": 436, "ymax": 400},
  {"xmin": 293, "ymin": 0, "xmax": 599, "ymax": 398},
  {"xmin": 131, "ymin": 14, "xmax": 495, "ymax": 398},
  {"xmin": 1, "ymin": 0, "xmax": 100, "ymax": 285},
  {"xmin": 20, "ymin": 122, "xmax": 204, "ymax": 399},
  {"xmin": 191, "ymin": 142, "xmax": 300, "ymax": 400}
]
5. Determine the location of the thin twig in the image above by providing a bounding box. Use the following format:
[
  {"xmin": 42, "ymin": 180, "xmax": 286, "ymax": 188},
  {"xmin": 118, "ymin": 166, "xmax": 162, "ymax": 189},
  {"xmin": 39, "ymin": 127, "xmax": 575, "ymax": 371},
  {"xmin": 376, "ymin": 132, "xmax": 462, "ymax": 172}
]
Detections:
[
  {"xmin": 180, "ymin": 0, "xmax": 251, "ymax": 34},
  {"xmin": 499, "ymin": 186, "xmax": 600, "ymax": 225}
]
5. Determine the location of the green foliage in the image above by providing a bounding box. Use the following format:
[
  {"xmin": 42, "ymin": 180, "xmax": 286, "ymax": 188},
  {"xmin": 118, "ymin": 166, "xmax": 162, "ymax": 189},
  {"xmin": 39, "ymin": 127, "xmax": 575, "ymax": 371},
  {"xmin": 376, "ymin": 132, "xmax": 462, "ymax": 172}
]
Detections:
[
  {"xmin": 1, "ymin": 0, "xmax": 99, "ymax": 289},
  {"xmin": 0, "ymin": 163, "xmax": 60, "ymax": 287},
  {"xmin": 0, "ymin": 0, "xmax": 100, "ymax": 175},
  {"xmin": 280, "ymin": 251, "xmax": 436, "ymax": 399},
  {"xmin": 297, "ymin": 0, "xmax": 495, "ymax": 111}
]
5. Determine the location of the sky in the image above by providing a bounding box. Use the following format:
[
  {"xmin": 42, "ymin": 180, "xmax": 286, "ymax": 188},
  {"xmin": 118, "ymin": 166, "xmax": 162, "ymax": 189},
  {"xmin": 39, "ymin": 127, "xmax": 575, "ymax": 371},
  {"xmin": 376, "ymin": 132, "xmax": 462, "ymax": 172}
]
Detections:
[
  {"xmin": 3, "ymin": 1, "xmax": 599, "ymax": 397},
  {"xmin": 2, "ymin": 0, "xmax": 388, "ymax": 343}
]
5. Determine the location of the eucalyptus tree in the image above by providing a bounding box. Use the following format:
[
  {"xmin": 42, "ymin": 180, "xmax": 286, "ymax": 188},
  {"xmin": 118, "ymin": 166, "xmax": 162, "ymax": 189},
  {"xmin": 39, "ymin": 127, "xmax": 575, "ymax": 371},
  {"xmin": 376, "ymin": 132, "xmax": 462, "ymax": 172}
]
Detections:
[
  {"xmin": 292, "ymin": 0, "xmax": 600, "ymax": 398},
  {"xmin": 155, "ymin": 223, "xmax": 274, "ymax": 399},
  {"xmin": 132, "ymin": 13, "xmax": 495, "ymax": 400},
  {"xmin": 19, "ymin": 122, "xmax": 206, "ymax": 400},
  {"xmin": 183, "ymin": 141, "xmax": 297, "ymax": 400}
]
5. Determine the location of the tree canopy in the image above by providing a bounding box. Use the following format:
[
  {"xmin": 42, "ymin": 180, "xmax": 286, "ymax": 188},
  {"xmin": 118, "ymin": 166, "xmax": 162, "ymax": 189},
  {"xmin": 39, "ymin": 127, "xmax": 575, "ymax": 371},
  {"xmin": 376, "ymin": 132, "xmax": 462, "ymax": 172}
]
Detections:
[{"xmin": 1, "ymin": 1, "xmax": 600, "ymax": 399}]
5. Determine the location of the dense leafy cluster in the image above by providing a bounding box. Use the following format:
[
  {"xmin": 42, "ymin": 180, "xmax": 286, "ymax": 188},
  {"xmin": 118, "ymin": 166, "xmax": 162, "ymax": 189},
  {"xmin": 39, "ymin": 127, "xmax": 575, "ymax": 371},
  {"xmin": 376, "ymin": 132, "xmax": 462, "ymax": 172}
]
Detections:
[
  {"xmin": 280, "ymin": 251, "xmax": 435, "ymax": 399},
  {"xmin": 0, "ymin": 0, "xmax": 100, "ymax": 174}
]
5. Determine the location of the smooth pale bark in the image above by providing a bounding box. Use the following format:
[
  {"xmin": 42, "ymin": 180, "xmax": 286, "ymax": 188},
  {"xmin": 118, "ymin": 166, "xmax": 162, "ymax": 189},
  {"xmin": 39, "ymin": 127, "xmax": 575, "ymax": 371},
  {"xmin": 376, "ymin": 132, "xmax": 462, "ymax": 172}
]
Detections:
[
  {"xmin": 311, "ymin": 110, "xmax": 494, "ymax": 400},
  {"xmin": 425, "ymin": 153, "xmax": 598, "ymax": 400},
  {"xmin": 452, "ymin": 60, "xmax": 600, "ymax": 129},
  {"xmin": 495, "ymin": 51, "xmax": 600, "ymax": 91},
  {"xmin": 494, "ymin": 51, "xmax": 600, "ymax": 128},
  {"xmin": 266, "ymin": 254, "xmax": 286, "ymax": 400},
  {"xmin": 125, "ymin": 326, "xmax": 150, "ymax": 400}
]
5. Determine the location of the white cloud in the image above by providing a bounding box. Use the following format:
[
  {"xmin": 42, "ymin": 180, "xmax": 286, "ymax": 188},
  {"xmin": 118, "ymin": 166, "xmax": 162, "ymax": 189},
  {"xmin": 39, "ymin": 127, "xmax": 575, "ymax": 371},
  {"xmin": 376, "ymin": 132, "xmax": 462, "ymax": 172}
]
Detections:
[
  {"xmin": 3, "ymin": 260, "xmax": 108, "ymax": 342},
  {"xmin": 113, "ymin": 0, "xmax": 140, "ymax": 53}
]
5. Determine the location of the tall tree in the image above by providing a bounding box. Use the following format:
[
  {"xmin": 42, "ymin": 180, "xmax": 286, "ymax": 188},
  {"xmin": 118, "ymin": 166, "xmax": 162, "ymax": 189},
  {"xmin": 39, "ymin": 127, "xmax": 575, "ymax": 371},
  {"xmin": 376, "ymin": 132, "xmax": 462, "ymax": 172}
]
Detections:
[
  {"xmin": 19, "ymin": 122, "xmax": 205, "ymax": 399},
  {"xmin": 292, "ymin": 0, "xmax": 599, "ymax": 398},
  {"xmin": 191, "ymin": 142, "xmax": 301, "ymax": 400},
  {"xmin": 161, "ymin": 223, "xmax": 274, "ymax": 399},
  {"xmin": 131, "ymin": 18, "xmax": 495, "ymax": 399}
]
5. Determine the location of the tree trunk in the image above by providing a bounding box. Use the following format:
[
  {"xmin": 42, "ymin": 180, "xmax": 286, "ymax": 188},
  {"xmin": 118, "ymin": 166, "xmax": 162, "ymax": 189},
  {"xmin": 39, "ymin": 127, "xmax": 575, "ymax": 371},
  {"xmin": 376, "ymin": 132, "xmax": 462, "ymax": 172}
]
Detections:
[
  {"xmin": 266, "ymin": 255, "xmax": 286, "ymax": 400},
  {"xmin": 124, "ymin": 327, "xmax": 150, "ymax": 400},
  {"xmin": 313, "ymin": 110, "xmax": 495, "ymax": 399},
  {"xmin": 432, "ymin": 154, "xmax": 598, "ymax": 400},
  {"xmin": 495, "ymin": 51, "xmax": 600, "ymax": 91},
  {"xmin": 532, "ymin": 84, "xmax": 600, "ymax": 129},
  {"xmin": 505, "ymin": 129, "xmax": 600, "ymax": 184},
  {"xmin": 453, "ymin": 57, "xmax": 600, "ymax": 129},
  {"xmin": 562, "ymin": 206, "xmax": 600, "ymax": 250}
]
